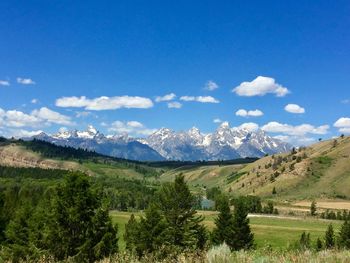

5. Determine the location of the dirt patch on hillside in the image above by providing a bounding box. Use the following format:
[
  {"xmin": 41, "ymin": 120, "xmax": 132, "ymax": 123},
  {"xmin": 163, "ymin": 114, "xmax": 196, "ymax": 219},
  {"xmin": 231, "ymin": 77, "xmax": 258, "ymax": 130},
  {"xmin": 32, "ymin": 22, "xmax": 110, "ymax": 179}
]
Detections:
[
  {"xmin": 0, "ymin": 144, "xmax": 81, "ymax": 171},
  {"xmin": 294, "ymin": 201, "xmax": 350, "ymax": 210}
]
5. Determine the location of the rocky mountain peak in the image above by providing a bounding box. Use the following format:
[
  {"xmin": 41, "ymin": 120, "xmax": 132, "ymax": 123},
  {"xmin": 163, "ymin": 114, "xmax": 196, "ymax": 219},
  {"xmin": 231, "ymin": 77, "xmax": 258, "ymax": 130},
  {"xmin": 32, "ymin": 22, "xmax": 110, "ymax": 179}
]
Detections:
[{"xmin": 29, "ymin": 123, "xmax": 292, "ymax": 161}]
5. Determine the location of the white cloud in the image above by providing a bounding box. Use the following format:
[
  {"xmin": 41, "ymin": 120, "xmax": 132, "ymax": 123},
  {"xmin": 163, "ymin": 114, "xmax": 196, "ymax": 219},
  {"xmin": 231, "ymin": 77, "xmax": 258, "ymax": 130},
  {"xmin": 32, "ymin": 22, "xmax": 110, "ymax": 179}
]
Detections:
[
  {"xmin": 234, "ymin": 122, "xmax": 259, "ymax": 132},
  {"xmin": 31, "ymin": 98, "xmax": 38, "ymax": 104},
  {"xmin": 17, "ymin": 77, "xmax": 35, "ymax": 85},
  {"xmin": 75, "ymin": 111, "xmax": 92, "ymax": 118},
  {"xmin": 261, "ymin": 121, "xmax": 329, "ymax": 136},
  {"xmin": 0, "ymin": 129, "xmax": 43, "ymax": 138},
  {"xmin": 334, "ymin": 117, "xmax": 350, "ymax": 134},
  {"xmin": 56, "ymin": 96, "xmax": 90, "ymax": 107},
  {"xmin": 3, "ymin": 110, "xmax": 41, "ymax": 127},
  {"xmin": 32, "ymin": 107, "xmax": 73, "ymax": 125},
  {"xmin": 108, "ymin": 120, "xmax": 156, "ymax": 136},
  {"xmin": 0, "ymin": 107, "xmax": 73, "ymax": 128},
  {"xmin": 155, "ymin": 93, "xmax": 176, "ymax": 102},
  {"xmin": 55, "ymin": 95, "xmax": 154, "ymax": 110},
  {"xmin": 284, "ymin": 104, "xmax": 305, "ymax": 114},
  {"xmin": 334, "ymin": 117, "xmax": 350, "ymax": 128},
  {"xmin": 232, "ymin": 76, "xmax": 290, "ymax": 97},
  {"xmin": 167, "ymin": 101, "xmax": 182, "ymax": 108},
  {"xmin": 341, "ymin": 99, "xmax": 350, "ymax": 104},
  {"xmin": 180, "ymin": 96, "xmax": 219, "ymax": 103},
  {"xmin": 273, "ymin": 135, "xmax": 316, "ymax": 145},
  {"xmin": 235, "ymin": 109, "xmax": 264, "ymax": 117},
  {"xmin": 339, "ymin": 128, "xmax": 350, "ymax": 134},
  {"xmin": 273, "ymin": 135, "xmax": 290, "ymax": 142},
  {"xmin": 213, "ymin": 118, "xmax": 222, "ymax": 123},
  {"xmin": 204, "ymin": 80, "xmax": 219, "ymax": 91},
  {"xmin": 126, "ymin": 121, "xmax": 143, "ymax": 128},
  {"xmin": 0, "ymin": 80, "xmax": 10, "ymax": 86}
]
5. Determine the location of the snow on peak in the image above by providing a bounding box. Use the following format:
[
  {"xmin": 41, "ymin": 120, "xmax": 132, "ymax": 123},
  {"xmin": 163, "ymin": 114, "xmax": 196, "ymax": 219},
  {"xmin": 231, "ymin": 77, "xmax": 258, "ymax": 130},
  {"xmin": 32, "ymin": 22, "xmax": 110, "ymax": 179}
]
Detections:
[
  {"xmin": 30, "ymin": 124, "xmax": 292, "ymax": 161},
  {"xmin": 219, "ymin": 121, "xmax": 230, "ymax": 129},
  {"xmin": 76, "ymin": 125, "xmax": 101, "ymax": 139},
  {"xmin": 87, "ymin": 125, "xmax": 98, "ymax": 135},
  {"xmin": 188, "ymin": 126, "xmax": 201, "ymax": 136}
]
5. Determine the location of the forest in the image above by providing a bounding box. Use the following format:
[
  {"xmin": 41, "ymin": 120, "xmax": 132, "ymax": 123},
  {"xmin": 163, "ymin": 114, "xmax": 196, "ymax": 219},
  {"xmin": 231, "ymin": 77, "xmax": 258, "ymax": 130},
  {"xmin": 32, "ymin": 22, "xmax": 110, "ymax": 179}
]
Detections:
[
  {"xmin": 1, "ymin": 165, "xmax": 350, "ymax": 262},
  {"xmin": 1, "ymin": 139, "xmax": 350, "ymax": 262}
]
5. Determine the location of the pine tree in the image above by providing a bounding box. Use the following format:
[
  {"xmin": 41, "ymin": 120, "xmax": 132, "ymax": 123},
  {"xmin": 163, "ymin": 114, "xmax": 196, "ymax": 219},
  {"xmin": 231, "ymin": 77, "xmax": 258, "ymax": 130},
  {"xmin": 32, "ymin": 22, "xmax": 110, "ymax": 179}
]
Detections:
[
  {"xmin": 310, "ymin": 201, "xmax": 317, "ymax": 216},
  {"xmin": 211, "ymin": 195, "xmax": 234, "ymax": 247},
  {"xmin": 272, "ymin": 187, "xmax": 277, "ymax": 195},
  {"xmin": 47, "ymin": 172, "xmax": 118, "ymax": 262},
  {"xmin": 325, "ymin": 224, "xmax": 335, "ymax": 249},
  {"xmin": 0, "ymin": 192, "xmax": 6, "ymax": 244},
  {"xmin": 136, "ymin": 203, "xmax": 169, "ymax": 256},
  {"xmin": 299, "ymin": 231, "xmax": 311, "ymax": 250},
  {"xmin": 315, "ymin": 237, "xmax": 323, "ymax": 251},
  {"xmin": 3, "ymin": 205, "xmax": 37, "ymax": 262},
  {"xmin": 156, "ymin": 175, "xmax": 206, "ymax": 251},
  {"xmin": 89, "ymin": 205, "xmax": 118, "ymax": 259},
  {"xmin": 263, "ymin": 201, "xmax": 274, "ymax": 214},
  {"xmin": 231, "ymin": 198, "xmax": 254, "ymax": 250},
  {"xmin": 124, "ymin": 214, "xmax": 140, "ymax": 253},
  {"xmin": 338, "ymin": 220, "xmax": 350, "ymax": 248}
]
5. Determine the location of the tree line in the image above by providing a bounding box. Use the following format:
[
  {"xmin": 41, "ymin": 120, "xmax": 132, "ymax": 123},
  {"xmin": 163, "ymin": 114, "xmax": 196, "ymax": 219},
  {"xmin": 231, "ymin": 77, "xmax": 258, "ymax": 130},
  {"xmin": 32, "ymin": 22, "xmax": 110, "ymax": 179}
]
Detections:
[
  {"xmin": 297, "ymin": 222, "xmax": 350, "ymax": 251},
  {"xmin": 0, "ymin": 170, "xmax": 255, "ymax": 262},
  {"xmin": 124, "ymin": 176, "xmax": 254, "ymax": 258},
  {"xmin": 0, "ymin": 172, "xmax": 117, "ymax": 262}
]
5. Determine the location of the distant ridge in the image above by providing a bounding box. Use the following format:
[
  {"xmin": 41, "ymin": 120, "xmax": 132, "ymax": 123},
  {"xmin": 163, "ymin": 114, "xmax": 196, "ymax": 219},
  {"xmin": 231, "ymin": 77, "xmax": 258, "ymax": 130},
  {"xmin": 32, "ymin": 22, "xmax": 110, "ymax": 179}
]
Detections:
[{"xmin": 28, "ymin": 123, "xmax": 292, "ymax": 161}]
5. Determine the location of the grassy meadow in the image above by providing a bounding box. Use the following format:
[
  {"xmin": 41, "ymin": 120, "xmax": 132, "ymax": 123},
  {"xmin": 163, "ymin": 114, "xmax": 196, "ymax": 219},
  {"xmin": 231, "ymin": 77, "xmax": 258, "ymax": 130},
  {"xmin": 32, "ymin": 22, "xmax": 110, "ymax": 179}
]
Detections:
[{"xmin": 110, "ymin": 210, "xmax": 342, "ymax": 251}]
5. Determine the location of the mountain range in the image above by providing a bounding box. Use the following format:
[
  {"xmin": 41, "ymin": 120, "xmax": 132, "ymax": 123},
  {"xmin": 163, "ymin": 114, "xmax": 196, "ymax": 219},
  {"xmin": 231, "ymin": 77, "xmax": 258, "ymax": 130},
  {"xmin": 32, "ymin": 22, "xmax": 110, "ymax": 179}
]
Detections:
[{"xmin": 30, "ymin": 122, "xmax": 292, "ymax": 161}]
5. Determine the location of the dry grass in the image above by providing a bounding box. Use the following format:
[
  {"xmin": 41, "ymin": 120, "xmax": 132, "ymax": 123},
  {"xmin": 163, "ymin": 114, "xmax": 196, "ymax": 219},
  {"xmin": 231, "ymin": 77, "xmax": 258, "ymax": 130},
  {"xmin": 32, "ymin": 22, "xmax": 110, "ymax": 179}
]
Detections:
[
  {"xmin": 224, "ymin": 136, "xmax": 350, "ymax": 201},
  {"xmin": 294, "ymin": 201, "xmax": 350, "ymax": 210},
  {"xmin": 9, "ymin": 249, "xmax": 350, "ymax": 263},
  {"xmin": 96, "ymin": 249, "xmax": 350, "ymax": 263}
]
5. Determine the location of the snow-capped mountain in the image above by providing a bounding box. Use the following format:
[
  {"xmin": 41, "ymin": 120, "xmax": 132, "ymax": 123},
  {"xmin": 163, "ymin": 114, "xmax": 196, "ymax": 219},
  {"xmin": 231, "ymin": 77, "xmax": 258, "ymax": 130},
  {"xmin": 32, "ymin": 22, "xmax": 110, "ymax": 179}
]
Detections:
[
  {"xmin": 139, "ymin": 122, "xmax": 291, "ymax": 161},
  {"xmin": 29, "ymin": 123, "xmax": 291, "ymax": 161},
  {"xmin": 31, "ymin": 125, "xmax": 165, "ymax": 161}
]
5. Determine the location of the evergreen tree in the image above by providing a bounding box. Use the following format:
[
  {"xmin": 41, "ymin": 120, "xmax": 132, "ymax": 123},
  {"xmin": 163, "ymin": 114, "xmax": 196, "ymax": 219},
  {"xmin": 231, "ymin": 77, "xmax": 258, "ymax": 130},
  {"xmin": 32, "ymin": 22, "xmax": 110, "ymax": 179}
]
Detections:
[
  {"xmin": 310, "ymin": 201, "xmax": 317, "ymax": 216},
  {"xmin": 124, "ymin": 214, "xmax": 140, "ymax": 253},
  {"xmin": 315, "ymin": 237, "xmax": 323, "ymax": 251},
  {"xmin": 156, "ymin": 175, "xmax": 206, "ymax": 251},
  {"xmin": 211, "ymin": 195, "xmax": 234, "ymax": 247},
  {"xmin": 263, "ymin": 201, "xmax": 274, "ymax": 214},
  {"xmin": 325, "ymin": 224, "xmax": 335, "ymax": 249},
  {"xmin": 338, "ymin": 220, "xmax": 350, "ymax": 248},
  {"xmin": 137, "ymin": 203, "xmax": 169, "ymax": 256},
  {"xmin": 47, "ymin": 172, "xmax": 118, "ymax": 262},
  {"xmin": 3, "ymin": 205, "xmax": 37, "ymax": 262},
  {"xmin": 231, "ymin": 199, "xmax": 254, "ymax": 250},
  {"xmin": 0, "ymin": 192, "xmax": 6, "ymax": 244},
  {"xmin": 272, "ymin": 187, "xmax": 277, "ymax": 195},
  {"xmin": 89, "ymin": 205, "xmax": 118, "ymax": 259},
  {"xmin": 299, "ymin": 231, "xmax": 311, "ymax": 250}
]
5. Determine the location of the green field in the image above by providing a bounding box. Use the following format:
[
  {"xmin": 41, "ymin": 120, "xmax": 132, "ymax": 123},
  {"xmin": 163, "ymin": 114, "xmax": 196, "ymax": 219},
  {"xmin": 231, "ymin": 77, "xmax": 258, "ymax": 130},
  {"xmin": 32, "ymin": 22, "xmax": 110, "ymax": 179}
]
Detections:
[{"xmin": 110, "ymin": 211, "xmax": 342, "ymax": 251}]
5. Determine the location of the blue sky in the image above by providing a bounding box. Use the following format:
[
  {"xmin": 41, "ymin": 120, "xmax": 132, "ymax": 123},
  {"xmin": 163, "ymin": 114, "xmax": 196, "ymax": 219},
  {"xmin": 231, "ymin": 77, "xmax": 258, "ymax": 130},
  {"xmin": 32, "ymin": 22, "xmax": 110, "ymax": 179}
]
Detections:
[{"xmin": 0, "ymin": 0, "xmax": 349, "ymax": 145}]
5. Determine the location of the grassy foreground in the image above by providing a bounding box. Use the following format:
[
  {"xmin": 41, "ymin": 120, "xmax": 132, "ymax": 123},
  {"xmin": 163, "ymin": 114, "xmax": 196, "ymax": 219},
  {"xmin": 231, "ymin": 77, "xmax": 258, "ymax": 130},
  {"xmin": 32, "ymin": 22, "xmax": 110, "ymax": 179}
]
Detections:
[
  {"xmin": 8, "ymin": 249, "xmax": 350, "ymax": 263},
  {"xmin": 110, "ymin": 211, "xmax": 342, "ymax": 251},
  {"xmin": 93, "ymin": 249, "xmax": 350, "ymax": 263}
]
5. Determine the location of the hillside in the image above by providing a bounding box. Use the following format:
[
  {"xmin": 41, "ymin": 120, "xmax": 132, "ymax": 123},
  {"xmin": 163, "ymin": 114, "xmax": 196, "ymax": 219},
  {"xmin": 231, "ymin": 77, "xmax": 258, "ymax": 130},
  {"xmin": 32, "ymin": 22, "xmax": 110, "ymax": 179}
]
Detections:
[
  {"xmin": 224, "ymin": 135, "xmax": 350, "ymax": 201},
  {"xmin": 0, "ymin": 139, "xmax": 161, "ymax": 179},
  {"xmin": 0, "ymin": 138, "xmax": 256, "ymax": 181},
  {"xmin": 1, "ymin": 136, "xmax": 350, "ymax": 203}
]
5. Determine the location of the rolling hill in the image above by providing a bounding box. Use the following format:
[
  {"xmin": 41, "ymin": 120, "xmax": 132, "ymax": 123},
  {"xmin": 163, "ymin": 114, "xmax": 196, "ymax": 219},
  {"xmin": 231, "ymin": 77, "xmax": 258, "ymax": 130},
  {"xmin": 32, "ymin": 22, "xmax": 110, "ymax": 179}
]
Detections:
[
  {"xmin": 0, "ymin": 138, "xmax": 161, "ymax": 179},
  {"xmin": 157, "ymin": 135, "xmax": 350, "ymax": 202},
  {"xmin": 224, "ymin": 135, "xmax": 350, "ymax": 201},
  {"xmin": 1, "ymin": 135, "xmax": 350, "ymax": 203}
]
